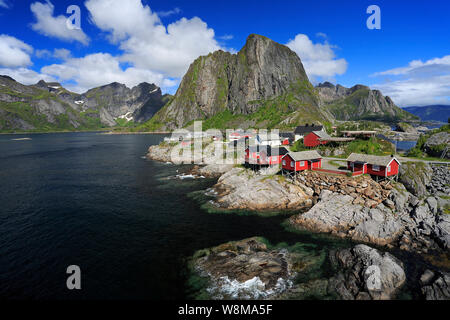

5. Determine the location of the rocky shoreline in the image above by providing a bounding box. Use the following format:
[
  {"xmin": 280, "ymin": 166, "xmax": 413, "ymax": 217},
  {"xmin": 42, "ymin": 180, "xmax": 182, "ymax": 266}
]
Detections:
[
  {"xmin": 207, "ymin": 167, "xmax": 312, "ymax": 211},
  {"xmin": 189, "ymin": 237, "xmax": 450, "ymax": 300},
  {"xmin": 147, "ymin": 142, "xmax": 450, "ymax": 299}
]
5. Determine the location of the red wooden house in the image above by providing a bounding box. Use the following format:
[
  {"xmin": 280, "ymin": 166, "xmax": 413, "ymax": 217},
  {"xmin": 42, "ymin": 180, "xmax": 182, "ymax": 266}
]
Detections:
[
  {"xmin": 279, "ymin": 133, "xmax": 295, "ymax": 146},
  {"xmin": 304, "ymin": 131, "xmax": 332, "ymax": 147},
  {"xmin": 282, "ymin": 150, "xmax": 322, "ymax": 173},
  {"xmin": 346, "ymin": 153, "xmax": 400, "ymax": 177},
  {"xmin": 245, "ymin": 146, "xmax": 289, "ymax": 166}
]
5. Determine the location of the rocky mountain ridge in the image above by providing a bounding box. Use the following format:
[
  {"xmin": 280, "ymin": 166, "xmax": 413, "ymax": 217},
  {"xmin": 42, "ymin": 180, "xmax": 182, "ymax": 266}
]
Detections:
[
  {"xmin": 316, "ymin": 82, "xmax": 418, "ymax": 121},
  {"xmin": 0, "ymin": 75, "xmax": 169, "ymax": 132},
  {"xmin": 143, "ymin": 34, "xmax": 331, "ymax": 131}
]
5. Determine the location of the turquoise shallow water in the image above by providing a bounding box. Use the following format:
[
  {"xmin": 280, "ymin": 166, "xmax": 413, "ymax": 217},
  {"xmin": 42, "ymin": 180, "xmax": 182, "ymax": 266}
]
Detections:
[{"xmin": 0, "ymin": 132, "xmax": 437, "ymax": 300}]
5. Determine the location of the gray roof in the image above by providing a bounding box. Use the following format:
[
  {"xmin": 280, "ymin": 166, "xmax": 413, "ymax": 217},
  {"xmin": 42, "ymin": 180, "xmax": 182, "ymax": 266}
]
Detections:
[
  {"xmin": 312, "ymin": 131, "xmax": 332, "ymax": 140},
  {"xmin": 285, "ymin": 150, "xmax": 322, "ymax": 161},
  {"xmin": 279, "ymin": 132, "xmax": 295, "ymax": 139},
  {"xmin": 257, "ymin": 133, "xmax": 281, "ymax": 141},
  {"xmin": 294, "ymin": 124, "xmax": 323, "ymax": 134},
  {"xmin": 346, "ymin": 153, "xmax": 400, "ymax": 166}
]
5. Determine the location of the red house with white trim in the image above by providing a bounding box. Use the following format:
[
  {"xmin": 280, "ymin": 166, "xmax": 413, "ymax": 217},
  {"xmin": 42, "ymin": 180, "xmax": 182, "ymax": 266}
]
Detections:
[
  {"xmin": 346, "ymin": 153, "xmax": 400, "ymax": 177},
  {"xmin": 245, "ymin": 146, "xmax": 289, "ymax": 166},
  {"xmin": 282, "ymin": 150, "xmax": 322, "ymax": 173},
  {"xmin": 304, "ymin": 131, "xmax": 332, "ymax": 147}
]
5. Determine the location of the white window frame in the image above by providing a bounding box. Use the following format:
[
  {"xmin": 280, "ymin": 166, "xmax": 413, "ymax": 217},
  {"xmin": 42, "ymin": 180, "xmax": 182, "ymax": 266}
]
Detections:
[
  {"xmin": 387, "ymin": 165, "xmax": 391, "ymax": 173},
  {"xmin": 291, "ymin": 161, "xmax": 294, "ymax": 167},
  {"xmin": 300, "ymin": 161, "xmax": 305, "ymax": 167},
  {"xmin": 282, "ymin": 160, "xmax": 286, "ymax": 166},
  {"xmin": 372, "ymin": 165, "xmax": 380, "ymax": 172}
]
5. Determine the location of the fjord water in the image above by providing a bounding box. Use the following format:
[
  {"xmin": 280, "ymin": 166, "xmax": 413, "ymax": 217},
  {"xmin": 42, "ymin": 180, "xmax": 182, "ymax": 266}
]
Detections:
[{"xmin": 0, "ymin": 132, "xmax": 351, "ymax": 300}]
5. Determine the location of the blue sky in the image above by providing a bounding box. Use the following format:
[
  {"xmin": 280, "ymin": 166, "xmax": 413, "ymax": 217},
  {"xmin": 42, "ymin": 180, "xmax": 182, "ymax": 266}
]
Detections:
[{"xmin": 0, "ymin": 0, "xmax": 449, "ymax": 106}]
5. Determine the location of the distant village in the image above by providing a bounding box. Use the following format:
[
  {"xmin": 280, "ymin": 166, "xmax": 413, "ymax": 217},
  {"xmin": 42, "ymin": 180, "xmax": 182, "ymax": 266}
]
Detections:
[{"xmin": 164, "ymin": 123, "xmax": 401, "ymax": 182}]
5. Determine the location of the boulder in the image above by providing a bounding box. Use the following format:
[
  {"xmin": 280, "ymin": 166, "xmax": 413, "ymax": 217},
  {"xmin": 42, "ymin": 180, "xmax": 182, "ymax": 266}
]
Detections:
[
  {"xmin": 424, "ymin": 132, "xmax": 450, "ymax": 159},
  {"xmin": 421, "ymin": 271, "xmax": 450, "ymax": 300},
  {"xmin": 426, "ymin": 197, "xmax": 438, "ymax": 214},
  {"xmin": 329, "ymin": 245, "xmax": 406, "ymax": 300},
  {"xmin": 399, "ymin": 162, "xmax": 433, "ymax": 198}
]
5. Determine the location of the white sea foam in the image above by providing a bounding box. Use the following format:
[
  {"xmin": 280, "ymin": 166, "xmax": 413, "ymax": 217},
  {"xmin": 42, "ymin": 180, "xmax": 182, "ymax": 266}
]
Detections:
[{"xmin": 207, "ymin": 276, "xmax": 293, "ymax": 300}]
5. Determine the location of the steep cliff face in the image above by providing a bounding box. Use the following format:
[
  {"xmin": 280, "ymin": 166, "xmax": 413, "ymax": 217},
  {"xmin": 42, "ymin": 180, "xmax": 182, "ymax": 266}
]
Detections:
[
  {"xmin": 145, "ymin": 34, "xmax": 329, "ymax": 131},
  {"xmin": 317, "ymin": 82, "xmax": 417, "ymax": 121},
  {"xmin": 0, "ymin": 76, "xmax": 168, "ymax": 132},
  {"xmin": 81, "ymin": 82, "xmax": 167, "ymax": 124}
]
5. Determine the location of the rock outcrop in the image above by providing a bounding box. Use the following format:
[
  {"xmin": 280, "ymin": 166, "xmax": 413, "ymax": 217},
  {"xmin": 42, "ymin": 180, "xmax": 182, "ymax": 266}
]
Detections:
[
  {"xmin": 210, "ymin": 167, "xmax": 311, "ymax": 211},
  {"xmin": 191, "ymin": 163, "xmax": 235, "ymax": 178},
  {"xmin": 396, "ymin": 122, "xmax": 418, "ymax": 134},
  {"xmin": 424, "ymin": 132, "xmax": 450, "ymax": 159},
  {"xmin": 290, "ymin": 183, "xmax": 450, "ymax": 254},
  {"xmin": 145, "ymin": 34, "xmax": 330, "ymax": 131},
  {"xmin": 191, "ymin": 238, "xmax": 295, "ymax": 299},
  {"xmin": 191, "ymin": 239, "xmax": 410, "ymax": 300},
  {"xmin": 420, "ymin": 270, "xmax": 450, "ymax": 300},
  {"xmin": 329, "ymin": 245, "xmax": 406, "ymax": 300},
  {"xmin": 316, "ymin": 82, "xmax": 417, "ymax": 121},
  {"xmin": 290, "ymin": 190, "xmax": 404, "ymax": 246},
  {"xmin": 399, "ymin": 162, "xmax": 433, "ymax": 198}
]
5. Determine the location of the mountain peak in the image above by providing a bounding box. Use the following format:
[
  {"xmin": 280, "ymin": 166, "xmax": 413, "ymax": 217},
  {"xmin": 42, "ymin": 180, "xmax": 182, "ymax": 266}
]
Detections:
[
  {"xmin": 144, "ymin": 34, "xmax": 326, "ymax": 131},
  {"xmin": 246, "ymin": 33, "xmax": 271, "ymax": 43}
]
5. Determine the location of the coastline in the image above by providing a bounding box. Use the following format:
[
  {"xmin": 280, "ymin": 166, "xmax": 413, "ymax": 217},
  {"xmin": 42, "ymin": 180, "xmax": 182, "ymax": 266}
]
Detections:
[{"xmin": 0, "ymin": 130, "xmax": 170, "ymax": 135}]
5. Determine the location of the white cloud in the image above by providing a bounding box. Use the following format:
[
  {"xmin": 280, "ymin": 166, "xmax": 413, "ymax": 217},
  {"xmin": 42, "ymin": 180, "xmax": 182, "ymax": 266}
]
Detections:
[
  {"xmin": 0, "ymin": 0, "xmax": 9, "ymax": 9},
  {"xmin": 0, "ymin": 34, "xmax": 33, "ymax": 67},
  {"xmin": 157, "ymin": 7, "xmax": 181, "ymax": 18},
  {"xmin": 0, "ymin": 67, "xmax": 55, "ymax": 84},
  {"xmin": 373, "ymin": 56, "xmax": 450, "ymax": 77},
  {"xmin": 40, "ymin": 52, "xmax": 171, "ymax": 93},
  {"xmin": 218, "ymin": 34, "xmax": 234, "ymax": 41},
  {"xmin": 30, "ymin": 1, "xmax": 90, "ymax": 45},
  {"xmin": 371, "ymin": 55, "xmax": 450, "ymax": 106},
  {"xmin": 286, "ymin": 34, "xmax": 348, "ymax": 81},
  {"xmin": 53, "ymin": 48, "xmax": 71, "ymax": 60},
  {"xmin": 85, "ymin": 0, "xmax": 222, "ymax": 77},
  {"xmin": 35, "ymin": 49, "xmax": 52, "ymax": 59},
  {"xmin": 35, "ymin": 48, "xmax": 72, "ymax": 60}
]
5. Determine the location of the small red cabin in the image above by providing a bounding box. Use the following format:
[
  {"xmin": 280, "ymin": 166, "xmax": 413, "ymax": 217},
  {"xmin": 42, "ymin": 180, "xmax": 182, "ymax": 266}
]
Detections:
[
  {"xmin": 279, "ymin": 133, "xmax": 295, "ymax": 146},
  {"xmin": 304, "ymin": 131, "xmax": 332, "ymax": 147},
  {"xmin": 282, "ymin": 150, "xmax": 322, "ymax": 172},
  {"xmin": 346, "ymin": 153, "xmax": 400, "ymax": 177},
  {"xmin": 245, "ymin": 146, "xmax": 289, "ymax": 166}
]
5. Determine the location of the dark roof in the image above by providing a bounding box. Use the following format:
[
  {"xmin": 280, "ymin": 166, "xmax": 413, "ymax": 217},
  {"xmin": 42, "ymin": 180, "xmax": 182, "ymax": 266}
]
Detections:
[
  {"xmin": 248, "ymin": 145, "xmax": 289, "ymax": 156},
  {"xmin": 279, "ymin": 133, "xmax": 295, "ymax": 139},
  {"xmin": 294, "ymin": 124, "xmax": 323, "ymax": 134}
]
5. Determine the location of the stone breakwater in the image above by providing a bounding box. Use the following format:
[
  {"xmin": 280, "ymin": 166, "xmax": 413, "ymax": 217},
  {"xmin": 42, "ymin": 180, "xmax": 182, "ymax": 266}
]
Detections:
[
  {"xmin": 429, "ymin": 164, "xmax": 450, "ymax": 195},
  {"xmin": 293, "ymin": 170, "xmax": 395, "ymax": 208}
]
